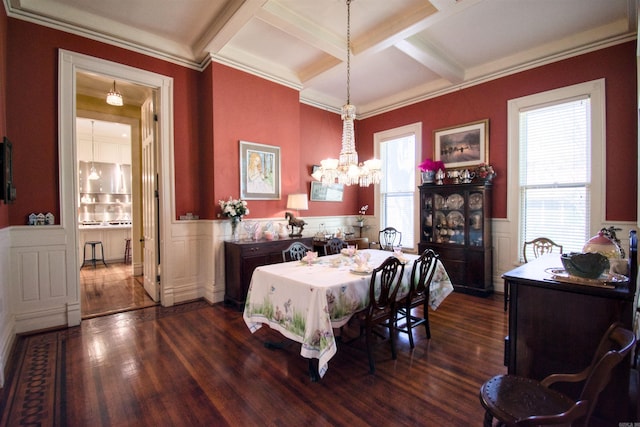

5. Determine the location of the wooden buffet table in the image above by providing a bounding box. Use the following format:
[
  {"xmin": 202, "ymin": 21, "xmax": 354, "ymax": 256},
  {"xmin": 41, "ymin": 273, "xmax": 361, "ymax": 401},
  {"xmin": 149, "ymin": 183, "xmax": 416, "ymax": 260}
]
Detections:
[{"xmin": 503, "ymin": 254, "xmax": 635, "ymax": 424}]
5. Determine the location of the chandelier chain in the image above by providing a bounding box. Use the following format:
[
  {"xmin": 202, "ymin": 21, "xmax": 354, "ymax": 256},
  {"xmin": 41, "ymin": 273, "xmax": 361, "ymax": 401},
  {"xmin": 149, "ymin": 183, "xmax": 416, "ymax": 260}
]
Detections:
[{"xmin": 346, "ymin": 0, "xmax": 351, "ymax": 104}]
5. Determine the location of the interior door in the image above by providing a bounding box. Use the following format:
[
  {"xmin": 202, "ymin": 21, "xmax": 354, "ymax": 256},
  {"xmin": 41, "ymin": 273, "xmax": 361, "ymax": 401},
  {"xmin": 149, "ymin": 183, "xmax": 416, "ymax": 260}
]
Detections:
[{"xmin": 141, "ymin": 96, "xmax": 160, "ymax": 301}]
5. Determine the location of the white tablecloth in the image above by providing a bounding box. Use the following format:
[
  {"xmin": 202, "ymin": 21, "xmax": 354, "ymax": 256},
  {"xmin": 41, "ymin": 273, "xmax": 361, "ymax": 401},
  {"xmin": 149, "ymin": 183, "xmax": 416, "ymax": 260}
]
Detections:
[{"xmin": 243, "ymin": 249, "xmax": 453, "ymax": 377}]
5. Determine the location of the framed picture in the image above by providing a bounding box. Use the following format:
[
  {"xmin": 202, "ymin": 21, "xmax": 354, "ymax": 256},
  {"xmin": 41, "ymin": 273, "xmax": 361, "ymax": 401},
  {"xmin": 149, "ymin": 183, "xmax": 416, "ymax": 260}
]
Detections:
[
  {"xmin": 0, "ymin": 137, "xmax": 16, "ymax": 204},
  {"xmin": 240, "ymin": 140, "xmax": 281, "ymax": 200},
  {"xmin": 434, "ymin": 119, "xmax": 489, "ymax": 169},
  {"xmin": 310, "ymin": 181, "xmax": 344, "ymax": 202}
]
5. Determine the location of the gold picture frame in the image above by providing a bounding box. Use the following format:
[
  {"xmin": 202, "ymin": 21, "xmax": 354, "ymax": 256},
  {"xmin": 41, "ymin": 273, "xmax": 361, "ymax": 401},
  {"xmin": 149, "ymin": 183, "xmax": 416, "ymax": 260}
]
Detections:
[{"xmin": 434, "ymin": 119, "xmax": 489, "ymax": 169}]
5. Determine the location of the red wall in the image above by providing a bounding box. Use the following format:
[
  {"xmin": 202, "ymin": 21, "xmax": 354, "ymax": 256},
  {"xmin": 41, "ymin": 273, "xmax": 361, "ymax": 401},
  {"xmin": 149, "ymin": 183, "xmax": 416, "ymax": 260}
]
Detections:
[
  {"xmin": 211, "ymin": 62, "xmax": 304, "ymax": 219},
  {"xmin": 0, "ymin": 7, "xmax": 7, "ymax": 228},
  {"xmin": 357, "ymin": 41, "xmax": 638, "ymax": 220},
  {"xmin": 5, "ymin": 18, "xmax": 202, "ymax": 224},
  {"xmin": 2, "ymin": 15, "xmax": 637, "ymax": 225}
]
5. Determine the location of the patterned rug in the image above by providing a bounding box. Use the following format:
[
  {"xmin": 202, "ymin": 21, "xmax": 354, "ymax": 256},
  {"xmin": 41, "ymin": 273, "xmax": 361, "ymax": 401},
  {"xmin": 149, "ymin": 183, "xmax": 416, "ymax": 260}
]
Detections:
[{"xmin": 0, "ymin": 300, "xmax": 210, "ymax": 427}]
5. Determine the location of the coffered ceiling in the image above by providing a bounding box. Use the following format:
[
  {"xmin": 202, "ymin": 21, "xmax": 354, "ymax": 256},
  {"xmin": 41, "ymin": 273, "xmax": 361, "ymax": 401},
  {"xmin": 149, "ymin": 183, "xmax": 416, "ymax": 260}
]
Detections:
[{"xmin": 5, "ymin": 0, "xmax": 637, "ymax": 117}]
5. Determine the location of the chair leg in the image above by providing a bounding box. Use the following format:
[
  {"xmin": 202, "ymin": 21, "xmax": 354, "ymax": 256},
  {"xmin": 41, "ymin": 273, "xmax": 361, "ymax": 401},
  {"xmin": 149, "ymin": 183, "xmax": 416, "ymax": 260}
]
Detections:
[
  {"xmin": 406, "ymin": 307, "xmax": 415, "ymax": 349},
  {"xmin": 366, "ymin": 326, "xmax": 375, "ymax": 374},
  {"xmin": 423, "ymin": 302, "xmax": 431, "ymax": 339},
  {"xmin": 483, "ymin": 410, "xmax": 494, "ymax": 427},
  {"xmin": 389, "ymin": 321, "xmax": 397, "ymax": 360}
]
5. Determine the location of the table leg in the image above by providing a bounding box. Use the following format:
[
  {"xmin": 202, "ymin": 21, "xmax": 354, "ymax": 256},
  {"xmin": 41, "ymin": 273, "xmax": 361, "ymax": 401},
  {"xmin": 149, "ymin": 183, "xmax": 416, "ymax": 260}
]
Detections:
[{"xmin": 308, "ymin": 359, "xmax": 319, "ymax": 382}]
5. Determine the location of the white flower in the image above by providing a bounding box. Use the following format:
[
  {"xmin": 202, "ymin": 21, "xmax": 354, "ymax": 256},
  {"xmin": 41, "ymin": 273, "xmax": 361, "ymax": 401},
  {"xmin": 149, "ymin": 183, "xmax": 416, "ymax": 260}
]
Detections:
[{"xmin": 218, "ymin": 197, "xmax": 249, "ymax": 221}]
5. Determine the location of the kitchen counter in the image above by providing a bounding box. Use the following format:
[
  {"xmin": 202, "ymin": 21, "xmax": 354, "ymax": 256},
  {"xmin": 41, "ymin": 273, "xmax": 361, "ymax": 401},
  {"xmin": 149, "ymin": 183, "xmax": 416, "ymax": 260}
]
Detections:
[
  {"xmin": 79, "ymin": 223, "xmax": 132, "ymax": 230},
  {"xmin": 79, "ymin": 225, "xmax": 132, "ymax": 263}
]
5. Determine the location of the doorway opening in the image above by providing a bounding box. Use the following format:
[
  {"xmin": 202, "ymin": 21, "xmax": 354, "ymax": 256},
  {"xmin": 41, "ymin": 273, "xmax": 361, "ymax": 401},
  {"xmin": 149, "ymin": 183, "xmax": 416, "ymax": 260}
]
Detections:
[
  {"xmin": 75, "ymin": 79, "xmax": 157, "ymax": 318},
  {"xmin": 59, "ymin": 49, "xmax": 174, "ymax": 326}
]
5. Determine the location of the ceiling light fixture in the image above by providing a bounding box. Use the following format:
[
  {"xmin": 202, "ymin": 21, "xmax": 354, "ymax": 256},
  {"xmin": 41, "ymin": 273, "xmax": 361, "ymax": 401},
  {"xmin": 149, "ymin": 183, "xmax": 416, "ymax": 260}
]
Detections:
[
  {"xmin": 106, "ymin": 80, "xmax": 123, "ymax": 106},
  {"xmin": 88, "ymin": 120, "xmax": 100, "ymax": 180},
  {"xmin": 311, "ymin": 0, "xmax": 381, "ymax": 187}
]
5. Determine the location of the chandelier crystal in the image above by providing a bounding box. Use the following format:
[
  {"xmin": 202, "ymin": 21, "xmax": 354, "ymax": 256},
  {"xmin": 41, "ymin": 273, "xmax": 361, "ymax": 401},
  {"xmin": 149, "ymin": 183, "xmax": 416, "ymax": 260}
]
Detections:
[{"xmin": 311, "ymin": 0, "xmax": 382, "ymax": 187}]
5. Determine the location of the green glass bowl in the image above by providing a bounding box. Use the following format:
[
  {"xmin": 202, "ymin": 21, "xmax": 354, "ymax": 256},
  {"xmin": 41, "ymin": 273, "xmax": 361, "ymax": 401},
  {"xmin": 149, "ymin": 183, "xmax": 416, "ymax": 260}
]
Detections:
[{"xmin": 560, "ymin": 252, "xmax": 610, "ymax": 279}]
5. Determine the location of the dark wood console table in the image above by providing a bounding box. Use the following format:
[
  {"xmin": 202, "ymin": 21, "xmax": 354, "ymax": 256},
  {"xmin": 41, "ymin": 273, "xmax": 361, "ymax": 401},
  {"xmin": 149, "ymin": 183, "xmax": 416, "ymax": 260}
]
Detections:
[
  {"xmin": 503, "ymin": 254, "xmax": 635, "ymax": 423},
  {"xmin": 224, "ymin": 237, "xmax": 313, "ymax": 310}
]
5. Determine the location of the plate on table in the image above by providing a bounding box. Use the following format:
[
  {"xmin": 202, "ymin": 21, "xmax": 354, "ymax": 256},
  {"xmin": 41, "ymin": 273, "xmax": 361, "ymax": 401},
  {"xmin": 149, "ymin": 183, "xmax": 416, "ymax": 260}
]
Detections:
[
  {"xmin": 469, "ymin": 193, "xmax": 483, "ymax": 210},
  {"xmin": 544, "ymin": 268, "xmax": 628, "ymax": 288},
  {"xmin": 350, "ymin": 268, "xmax": 372, "ymax": 275},
  {"xmin": 341, "ymin": 248, "xmax": 358, "ymax": 257},
  {"xmin": 446, "ymin": 193, "xmax": 464, "ymax": 210}
]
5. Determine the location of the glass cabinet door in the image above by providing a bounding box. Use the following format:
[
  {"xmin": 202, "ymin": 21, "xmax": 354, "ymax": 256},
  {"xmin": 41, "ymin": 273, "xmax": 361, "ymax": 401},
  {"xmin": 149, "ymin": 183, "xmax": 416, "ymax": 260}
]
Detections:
[
  {"xmin": 468, "ymin": 191, "xmax": 484, "ymax": 246},
  {"xmin": 434, "ymin": 192, "xmax": 465, "ymax": 245}
]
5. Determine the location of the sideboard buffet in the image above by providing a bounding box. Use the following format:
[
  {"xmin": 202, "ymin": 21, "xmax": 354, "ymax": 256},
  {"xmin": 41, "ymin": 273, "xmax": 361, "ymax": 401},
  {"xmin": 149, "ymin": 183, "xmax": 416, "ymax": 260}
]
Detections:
[
  {"xmin": 502, "ymin": 254, "xmax": 635, "ymax": 424},
  {"xmin": 224, "ymin": 237, "xmax": 314, "ymax": 310}
]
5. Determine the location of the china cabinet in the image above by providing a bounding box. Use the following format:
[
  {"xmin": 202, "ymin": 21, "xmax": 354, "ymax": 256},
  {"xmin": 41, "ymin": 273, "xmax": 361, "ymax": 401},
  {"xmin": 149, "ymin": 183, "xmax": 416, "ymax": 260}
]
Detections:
[{"xmin": 418, "ymin": 182, "xmax": 493, "ymax": 296}]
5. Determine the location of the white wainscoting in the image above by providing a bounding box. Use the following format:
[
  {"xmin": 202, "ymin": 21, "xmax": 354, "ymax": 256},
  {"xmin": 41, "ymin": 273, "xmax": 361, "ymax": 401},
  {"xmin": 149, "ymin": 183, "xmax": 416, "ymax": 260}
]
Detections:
[
  {"xmin": 0, "ymin": 227, "xmax": 13, "ymax": 387},
  {"xmin": 9, "ymin": 225, "xmax": 80, "ymax": 333},
  {"xmin": 164, "ymin": 220, "xmax": 214, "ymax": 306}
]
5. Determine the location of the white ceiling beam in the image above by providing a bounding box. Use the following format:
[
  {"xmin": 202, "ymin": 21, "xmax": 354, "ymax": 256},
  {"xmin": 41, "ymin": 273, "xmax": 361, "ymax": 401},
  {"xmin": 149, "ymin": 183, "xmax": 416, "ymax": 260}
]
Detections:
[
  {"xmin": 394, "ymin": 37, "xmax": 464, "ymax": 84},
  {"xmin": 199, "ymin": 0, "xmax": 268, "ymax": 55},
  {"xmin": 256, "ymin": 1, "xmax": 346, "ymax": 61}
]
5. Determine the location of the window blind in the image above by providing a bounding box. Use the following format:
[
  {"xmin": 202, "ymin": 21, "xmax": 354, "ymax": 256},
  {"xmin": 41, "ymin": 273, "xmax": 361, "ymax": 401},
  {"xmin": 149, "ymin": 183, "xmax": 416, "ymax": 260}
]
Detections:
[
  {"xmin": 519, "ymin": 96, "xmax": 591, "ymax": 256},
  {"xmin": 381, "ymin": 135, "xmax": 415, "ymax": 247}
]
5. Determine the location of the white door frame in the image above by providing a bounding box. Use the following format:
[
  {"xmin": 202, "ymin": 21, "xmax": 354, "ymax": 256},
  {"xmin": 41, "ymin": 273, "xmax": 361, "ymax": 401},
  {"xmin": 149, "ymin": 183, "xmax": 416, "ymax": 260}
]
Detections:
[{"xmin": 58, "ymin": 49, "xmax": 175, "ymax": 318}]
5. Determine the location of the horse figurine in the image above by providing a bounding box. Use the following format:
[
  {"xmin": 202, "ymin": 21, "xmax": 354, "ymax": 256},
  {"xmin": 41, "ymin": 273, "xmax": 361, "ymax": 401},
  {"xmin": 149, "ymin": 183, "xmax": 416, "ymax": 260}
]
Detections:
[{"xmin": 285, "ymin": 212, "xmax": 307, "ymax": 237}]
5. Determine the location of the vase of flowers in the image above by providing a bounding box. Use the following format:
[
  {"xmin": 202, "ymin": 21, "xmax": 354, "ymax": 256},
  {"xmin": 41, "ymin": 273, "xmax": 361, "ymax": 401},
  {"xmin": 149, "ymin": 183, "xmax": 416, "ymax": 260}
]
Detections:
[
  {"xmin": 356, "ymin": 205, "xmax": 368, "ymax": 226},
  {"xmin": 218, "ymin": 197, "xmax": 249, "ymax": 241},
  {"xmin": 475, "ymin": 163, "xmax": 496, "ymax": 183},
  {"xmin": 418, "ymin": 158, "xmax": 445, "ymax": 184}
]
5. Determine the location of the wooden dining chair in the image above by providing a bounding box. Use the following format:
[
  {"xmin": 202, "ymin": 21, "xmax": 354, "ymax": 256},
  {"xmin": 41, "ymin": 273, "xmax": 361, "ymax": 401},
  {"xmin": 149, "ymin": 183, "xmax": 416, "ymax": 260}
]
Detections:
[
  {"xmin": 351, "ymin": 256, "xmax": 405, "ymax": 374},
  {"xmin": 395, "ymin": 249, "xmax": 439, "ymax": 349},
  {"xmin": 324, "ymin": 237, "xmax": 347, "ymax": 256},
  {"xmin": 504, "ymin": 237, "xmax": 564, "ymax": 311},
  {"xmin": 479, "ymin": 322, "xmax": 635, "ymax": 427},
  {"xmin": 369, "ymin": 227, "xmax": 402, "ymax": 251},
  {"xmin": 282, "ymin": 241, "xmax": 312, "ymax": 262}
]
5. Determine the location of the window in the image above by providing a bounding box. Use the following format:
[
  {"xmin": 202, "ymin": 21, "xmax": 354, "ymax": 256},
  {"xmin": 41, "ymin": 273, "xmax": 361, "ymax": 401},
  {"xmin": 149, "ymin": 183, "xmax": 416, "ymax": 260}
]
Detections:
[
  {"xmin": 508, "ymin": 79, "xmax": 605, "ymax": 260},
  {"xmin": 374, "ymin": 123, "xmax": 422, "ymax": 251}
]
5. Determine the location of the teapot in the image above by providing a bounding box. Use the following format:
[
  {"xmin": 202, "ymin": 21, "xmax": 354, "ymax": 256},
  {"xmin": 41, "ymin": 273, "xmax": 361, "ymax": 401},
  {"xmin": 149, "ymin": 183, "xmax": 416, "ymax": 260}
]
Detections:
[
  {"xmin": 435, "ymin": 168, "xmax": 446, "ymax": 185},
  {"xmin": 447, "ymin": 170, "xmax": 460, "ymax": 184},
  {"xmin": 460, "ymin": 169, "xmax": 476, "ymax": 183}
]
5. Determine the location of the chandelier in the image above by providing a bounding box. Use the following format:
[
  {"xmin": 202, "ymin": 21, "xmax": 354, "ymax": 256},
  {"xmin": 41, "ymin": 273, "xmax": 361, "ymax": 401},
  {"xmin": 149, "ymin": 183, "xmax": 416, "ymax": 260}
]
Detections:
[
  {"xmin": 106, "ymin": 80, "xmax": 123, "ymax": 106},
  {"xmin": 311, "ymin": 0, "xmax": 382, "ymax": 187}
]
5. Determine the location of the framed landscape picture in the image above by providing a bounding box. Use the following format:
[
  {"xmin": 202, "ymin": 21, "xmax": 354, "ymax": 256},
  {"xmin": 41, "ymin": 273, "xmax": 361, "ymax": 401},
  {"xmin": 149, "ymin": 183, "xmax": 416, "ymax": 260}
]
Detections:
[
  {"xmin": 434, "ymin": 119, "xmax": 489, "ymax": 169},
  {"xmin": 310, "ymin": 181, "xmax": 344, "ymax": 202},
  {"xmin": 240, "ymin": 141, "xmax": 281, "ymax": 200}
]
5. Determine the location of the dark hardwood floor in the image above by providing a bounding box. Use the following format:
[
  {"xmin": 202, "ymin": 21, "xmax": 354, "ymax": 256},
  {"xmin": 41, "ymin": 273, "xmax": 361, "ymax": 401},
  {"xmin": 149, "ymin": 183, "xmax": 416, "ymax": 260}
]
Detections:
[
  {"xmin": 1, "ymin": 290, "xmax": 508, "ymax": 426},
  {"xmin": 80, "ymin": 262, "xmax": 157, "ymax": 319}
]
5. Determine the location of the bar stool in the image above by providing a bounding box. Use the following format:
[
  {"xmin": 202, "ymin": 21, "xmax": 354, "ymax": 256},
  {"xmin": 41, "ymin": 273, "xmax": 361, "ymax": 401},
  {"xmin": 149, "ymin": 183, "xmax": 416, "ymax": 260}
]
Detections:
[
  {"xmin": 81, "ymin": 241, "xmax": 108, "ymax": 269},
  {"xmin": 124, "ymin": 238, "xmax": 132, "ymax": 264}
]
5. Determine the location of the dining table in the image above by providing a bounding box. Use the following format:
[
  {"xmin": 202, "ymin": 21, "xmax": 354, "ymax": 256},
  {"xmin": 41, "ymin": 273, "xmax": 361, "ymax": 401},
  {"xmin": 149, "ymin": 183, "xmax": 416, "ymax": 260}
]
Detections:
[{"xmin": 242, "ymin": 248, "xmax": 454, "ymax": 379}]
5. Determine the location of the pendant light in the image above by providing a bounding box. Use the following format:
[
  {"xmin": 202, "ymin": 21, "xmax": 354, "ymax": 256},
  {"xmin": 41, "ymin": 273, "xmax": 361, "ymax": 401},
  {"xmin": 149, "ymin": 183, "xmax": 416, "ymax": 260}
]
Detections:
[
  {"xmin": 106, "ymin": 80, "xmax": 123, "ymax": 106},
  {"xmin": 311, "ymin": 0, "xmax": 382, "ymax": 187},
  {"xmin": 88, "ymin": 120, "xmax": 100, "ymax": 180}
]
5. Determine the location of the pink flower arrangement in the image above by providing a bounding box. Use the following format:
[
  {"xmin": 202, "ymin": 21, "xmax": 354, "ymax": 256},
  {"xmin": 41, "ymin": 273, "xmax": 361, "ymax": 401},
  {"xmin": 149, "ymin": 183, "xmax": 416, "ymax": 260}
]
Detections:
[
  {"xmin": 418, "ymin": 158, "xmax": 445, "ymax": 172},
  {"xmin": 475, "ymin": 163, "xmax": 496, "ymax": 179}
]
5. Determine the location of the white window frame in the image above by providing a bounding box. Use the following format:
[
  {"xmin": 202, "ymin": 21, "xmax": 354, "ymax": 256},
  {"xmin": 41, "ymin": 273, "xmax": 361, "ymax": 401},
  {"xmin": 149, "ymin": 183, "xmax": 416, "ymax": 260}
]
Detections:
[
  {"xmin": 374, "ymin": 122, "xmax": 422, "ymax": 252},
  {"xmin": 506, "ymin": 79, "xmax": 606, "ymax": 263}
]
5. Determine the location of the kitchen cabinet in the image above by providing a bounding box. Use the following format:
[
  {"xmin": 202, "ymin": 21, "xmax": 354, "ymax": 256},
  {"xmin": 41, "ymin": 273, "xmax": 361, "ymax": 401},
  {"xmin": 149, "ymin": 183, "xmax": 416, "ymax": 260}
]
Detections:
[
  {"xmin": 418, "ymin": 182, "xmax": 493, "ymax": 296},
  {"xmin": 224, "ymin": 237, "xmax": 314, "ymax": 310}
]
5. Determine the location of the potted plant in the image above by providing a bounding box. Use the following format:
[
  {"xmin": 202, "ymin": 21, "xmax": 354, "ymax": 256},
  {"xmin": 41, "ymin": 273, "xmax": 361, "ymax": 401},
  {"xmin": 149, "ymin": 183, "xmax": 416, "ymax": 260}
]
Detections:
[
  {"xmin": 418, "ymin": 158, "xmax": 445, "ymax": 184},
  {"xmin": 356, "ymin": 205, "xmax": 368, "ymax": 227}
]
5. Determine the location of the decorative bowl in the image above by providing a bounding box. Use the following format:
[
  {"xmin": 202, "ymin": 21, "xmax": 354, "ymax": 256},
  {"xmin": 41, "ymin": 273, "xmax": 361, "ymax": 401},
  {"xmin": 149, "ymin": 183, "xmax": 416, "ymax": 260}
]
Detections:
[{"xmin": 560, "ymin": 252, "xmax": 610, "ymax": 279}]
